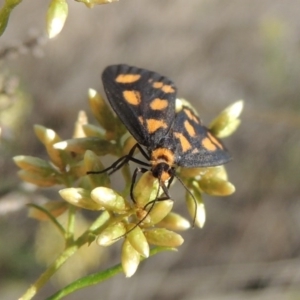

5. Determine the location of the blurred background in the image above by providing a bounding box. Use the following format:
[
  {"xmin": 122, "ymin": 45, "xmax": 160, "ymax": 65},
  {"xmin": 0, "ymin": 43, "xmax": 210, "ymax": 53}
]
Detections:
[{"xmin": 1, "ymin": 0, "xmax": 300, "ymax": 299}]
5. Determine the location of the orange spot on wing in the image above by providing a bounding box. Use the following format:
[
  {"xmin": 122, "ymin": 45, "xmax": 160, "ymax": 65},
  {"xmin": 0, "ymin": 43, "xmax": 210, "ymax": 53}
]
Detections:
[
  {"xmin": 184, "ymin": 120, "xmax": 196, "ymax": 137},
  {"xmin": 152, "ymin": 82, "xmax": 175, "ymax": 94},
  {"xmin": 184, "ymin": 108, "xmax": 200, "ymax": 124},
  {"xmin": 150, "ymin": 98, "xmax": 169, "ymax": 110},
  {"xmin": 115, "ymin": 74, "xmax": 141, "ymax": 84},
  {"xmin": 161, "ymin": 85, "xmax": 175, "ymax": 93},
  {"xmin": 207, "ymin": 132, "xmax": 224, "ymax": 149},
  {"xmin": 202, "ymin": 137, "xmax": 217, "ymax": 151},
  {"xmin": 123, "ymin": 90, "xmax": 141, "ymax": 105},
  {"xmin": 146, "ymin": 119, "xmax": 167, "ymax": 133},
  {"xmin": 152, "ymin": 81, "xmax": 163, "ymax": 89},
  {"xmin": 174, "ymin": 132, "xmax": 192, "ymax": 152}
]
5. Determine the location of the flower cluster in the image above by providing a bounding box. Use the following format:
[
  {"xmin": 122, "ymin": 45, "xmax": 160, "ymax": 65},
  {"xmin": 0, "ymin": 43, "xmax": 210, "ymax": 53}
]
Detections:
[{"xmin": 14, "ymin": 89, "xmax": 243, "ymax": 277}]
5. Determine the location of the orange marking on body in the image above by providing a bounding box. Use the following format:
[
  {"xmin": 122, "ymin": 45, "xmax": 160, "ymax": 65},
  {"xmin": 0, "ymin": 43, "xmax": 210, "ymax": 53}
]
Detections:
[
  {"xmin": 123, "ymin": 90, "xmax": 141, "ymax": 105},
  {"xmin": 161, "ymin": 85, "xmax": 175, "ymax": 93},
  {"xmin": 184, "ymin": 108, "xmax": 200, "ymax": 124},
  {"xmin": 146, "ymin": 119, "xmax": 168, "ymax": 133},
  {"xmin": 207, "ymin": 132, "xmax": 224, "ymax": 149},
  {"xmin": 160, "ymin": 171, "xmax": 171, "ymax": 182},
  {"xmin": 150, "ymin": 98, "xmax": 168, "ymax": 110},
  {"xmin": 151, "ymin": 148, "xmax": 175, "ymax": 182},
  {"xmin": 115, "ymin": 74, "xmax": 141, "ymax": 84},
  {"xmin": 151, "ymin": 148, "xmax": 175, "ymax": 165},
  {"xmin": 174, "ymin": 132, "xmax": 192, "ymax": 152},
  {"xmin": 152, "ymin": 81, "xmax": 163, "ymax": 89},
  {"xmin": 184, "ymin": 120, "xmax": 196, "ymax": 137}
]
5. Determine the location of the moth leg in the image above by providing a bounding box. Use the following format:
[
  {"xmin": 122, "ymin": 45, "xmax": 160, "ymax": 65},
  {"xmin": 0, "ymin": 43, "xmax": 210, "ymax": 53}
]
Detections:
[{"xmin": 87, "ymin": 143, "xmax": 150, "ymax": 176}]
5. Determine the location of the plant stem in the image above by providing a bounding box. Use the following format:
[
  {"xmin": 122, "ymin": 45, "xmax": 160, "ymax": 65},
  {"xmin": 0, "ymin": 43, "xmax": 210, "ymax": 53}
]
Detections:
[
  {"xmin": 19, "ymin": 211, "xmax": 111, "ymax": 300},
  {"xmin": 46, "ymin": 247, "xmax": 175, "ymax": 300}
]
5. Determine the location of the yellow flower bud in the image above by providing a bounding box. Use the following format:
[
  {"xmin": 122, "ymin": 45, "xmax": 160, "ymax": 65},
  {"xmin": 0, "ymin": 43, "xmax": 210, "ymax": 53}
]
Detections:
[
  {"xmin": 144, "ymin": 228, "xmax": 184, "ymax": 247},
  {"xmin": 17, "ymin": 170, "xmax": 59, "ymax": 187},
  {"xmin": 13, "ymin": 155, "xmax": 53, "ymax": 173},
  {"xmin": 201, "ymin": 165, "xmax": 228, "ymax": 181},
  {"xmin": 73, "ymin": 111, "xmax": 88, "ymax": 138},
  {"xmin": 175, "ymin": 98, "xmax": 198, "ymax": 115},
  {"xmin": 121, "ymin": 239, "xmax": 140, "ymax": 278},
  {"xmin": 198, "ymin": 177, "xmax": 235, "ymax": 196},
  {"xmin": 146, "ymin": 200, "xmax": 173, "ymax": 225},
  {"xmin": 75, "ymin": 0, "xmax": 119, "ymax": 8},
  {"xmin": 126, "ymin": 224, "xmax": 149, "ymax": 258},
  {"xmin": 54, "ymin": 137, "xmax": 114, "ymax": 156},
  {"xmin": 157, "ymin": 212, "xmax": 190, "ymax": 231},
  {"xmin": 91, "ymin": 187, "xmax": 129, "ymax": 212},
  {"xmin": 59, "ymin": 188, "xmax": 102, "ymax": 210},
  {"xmin": 133, "ymin": 171, "xmax": 159, "ymax": 208},
  {"xmin": 82, "ymin": 123, "xmax": 106, "ymax": 139},
  {"xmin": 97, "ymin": 223, "xmax": 126, "ymax": 246},
  {"xmin": 47, "ymin": 0, "xmax": 68, "ymax": 39},
  {"xmin": 209, "ymin": 100, "xmax": 244, "ymax": 138},
  {"xmin": 186, "ymin": 184, "xmax": 206, "ymax": 228},
  {"xmin": 120, "ymin": 134, "xmax": 137, "ymax": 157},
  {"xmin": 34, "ymin": 125, "xmax": 66, "ymax": 170},
  {"xmin": 88, "ymin": 89, "xmax": 124, "ymax": 139},
  {"xmin": 84, "ymin": 150, "xmax": 110, "ymax": 188},
  {"xmin": 69, "ymin": 160, "xmax": 86, "ymax": 178}
]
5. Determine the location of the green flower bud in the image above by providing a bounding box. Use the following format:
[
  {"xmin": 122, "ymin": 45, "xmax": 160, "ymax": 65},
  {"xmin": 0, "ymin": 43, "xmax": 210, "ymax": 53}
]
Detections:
[
  {"xmin": 91, "ymin": 187, "xmax": 129, "ymax": 212},
  {"xmin": 209, "ymin": 100, "xmax": 244, "ymax": 138},
  {"xmin": 97, "ymin": 223, "xmax": 126, "ymax": 246},
  {"xmin": 59, "ymin": 188, "xmax": 102, "ymax": 210},
  {"xmin": 157, "ymin": 212, "xmax": 191, "ymax": 231},
  {"xmin": 47, "ymin": 0, "xmax": 68, "ymax": 39},
  {"xmin": 121, "ymin": 239, "xmax": 140, "ymax": 278},
  {"xmin": 144, "ymin": 228, "xmax": 184, "ymax": 247},
  {"xmin": 126, "ymin": 224, "xmax": 149, "ymax": 258}
]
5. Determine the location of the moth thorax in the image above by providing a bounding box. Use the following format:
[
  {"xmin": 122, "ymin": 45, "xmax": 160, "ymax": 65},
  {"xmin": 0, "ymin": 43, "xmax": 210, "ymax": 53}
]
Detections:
[{"xmin": 150, "ymin": 147, "xmax": 175, "ymax": 182}]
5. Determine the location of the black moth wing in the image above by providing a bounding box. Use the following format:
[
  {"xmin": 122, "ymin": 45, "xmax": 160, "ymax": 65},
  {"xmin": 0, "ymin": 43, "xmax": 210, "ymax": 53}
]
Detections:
[
  {"xmin": 102, "ymin": 64, "xmax": 177, "ymax": 147},
  {"xmin": 173, "ymin": 106, "xmax": 232, "ymax": 167}
]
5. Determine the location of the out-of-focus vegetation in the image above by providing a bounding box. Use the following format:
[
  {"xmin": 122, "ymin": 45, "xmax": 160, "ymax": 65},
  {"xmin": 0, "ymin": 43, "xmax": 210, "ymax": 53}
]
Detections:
[{"xmin": 1, "ymin": 0, "xmax": 300, "ymax": 299}]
